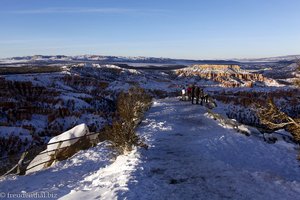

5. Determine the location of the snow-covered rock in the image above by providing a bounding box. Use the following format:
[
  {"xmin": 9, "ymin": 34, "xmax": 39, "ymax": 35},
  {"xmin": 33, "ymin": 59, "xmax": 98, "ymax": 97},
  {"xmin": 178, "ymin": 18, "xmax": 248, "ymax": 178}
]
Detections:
[
  {"xmin": 26, "ymin": 124, "xmax": 91, "ymax": 174},
  {"xmin": 26, "ymin": 149, "xmax": 52, "ymax": 174},
  {"xmin": 47, "ymin": 124, "xmax": 89, "ymax": 152}
]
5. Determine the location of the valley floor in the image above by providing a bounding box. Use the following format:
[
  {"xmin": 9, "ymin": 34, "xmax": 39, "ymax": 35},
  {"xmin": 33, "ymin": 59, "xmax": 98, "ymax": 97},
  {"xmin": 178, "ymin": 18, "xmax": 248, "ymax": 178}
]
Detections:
[{"xmin": 1, "ymin": 98, "xmax": 300, "ymax": 200}]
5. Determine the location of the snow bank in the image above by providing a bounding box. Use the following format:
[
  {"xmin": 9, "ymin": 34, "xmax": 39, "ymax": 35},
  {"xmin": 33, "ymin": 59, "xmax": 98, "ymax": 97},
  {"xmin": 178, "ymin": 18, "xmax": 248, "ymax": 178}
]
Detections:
[
  {"xmin": 205, "ymin": 109, "xmax": 251, "ymax": 135},
  {"xmin": 0, "ymin": 142, "xmax": 115, "ymax": 198}
]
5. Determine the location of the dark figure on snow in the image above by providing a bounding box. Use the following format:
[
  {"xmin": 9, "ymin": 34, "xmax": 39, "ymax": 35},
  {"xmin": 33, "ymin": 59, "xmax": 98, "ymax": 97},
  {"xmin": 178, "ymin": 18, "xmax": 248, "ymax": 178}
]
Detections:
[
  {"xmin": 195, "ymin": 86, "xmax": 200, "ymax": 104},
  {"xmin": 191, "ymin": 84, "xmax": 196, "ymax": 104},
  {"xmin": 187, "ymin": 85, "xmax": 192, "ymax": 101},
  {"xmin": 200, "ymin": 89, "xmax": 205, "ymax": 105},
  {"xmin": 204, "ymin": 94, "xmax": 209, "ymax": 103}
]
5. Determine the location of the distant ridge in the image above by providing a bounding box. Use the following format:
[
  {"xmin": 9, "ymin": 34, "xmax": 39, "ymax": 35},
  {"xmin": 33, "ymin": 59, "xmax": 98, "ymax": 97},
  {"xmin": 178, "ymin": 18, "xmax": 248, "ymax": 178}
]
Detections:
[
  {"xmin": 232, "ymin": 55, "xmax": 300, "ymax": 63},
  {"xmin": 1, "ymin": 54, "xmax": 299, "ymax": 66}
]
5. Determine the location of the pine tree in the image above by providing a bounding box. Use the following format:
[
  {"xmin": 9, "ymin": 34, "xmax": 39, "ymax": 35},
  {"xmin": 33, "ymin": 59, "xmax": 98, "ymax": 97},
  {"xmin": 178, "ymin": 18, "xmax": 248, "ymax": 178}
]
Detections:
[{"xmin": 257, "ymin": 98, "xmax": 300, "ymax": 143}]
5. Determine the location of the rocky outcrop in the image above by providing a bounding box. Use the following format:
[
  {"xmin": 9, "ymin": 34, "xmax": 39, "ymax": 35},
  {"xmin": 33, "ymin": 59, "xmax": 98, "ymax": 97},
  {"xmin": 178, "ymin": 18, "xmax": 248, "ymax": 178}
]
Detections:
[
  {"xmin": 6, "ymin": 81, "xmax": 58, "ymax": 100},
  {"xmin": 176, "ymin": 64, "xmax": 265, "ymax": 87}
]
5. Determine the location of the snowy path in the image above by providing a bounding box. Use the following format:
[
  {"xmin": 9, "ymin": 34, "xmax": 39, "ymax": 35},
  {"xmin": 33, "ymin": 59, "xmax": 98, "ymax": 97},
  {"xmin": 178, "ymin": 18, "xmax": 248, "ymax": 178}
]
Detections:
[
  {"xmin": 1, "ymin": 98, "xmax": 300, "ymax": 199},
  {"xmin": 63, "ymin": 98, "xmax": 300, "ymax": 199}
]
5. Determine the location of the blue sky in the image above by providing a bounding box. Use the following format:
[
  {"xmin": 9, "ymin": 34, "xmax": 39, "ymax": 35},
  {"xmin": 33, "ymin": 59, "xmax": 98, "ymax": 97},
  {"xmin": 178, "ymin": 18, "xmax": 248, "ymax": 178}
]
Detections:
[{"xmin": 0, "ymin": 0, "xmax": 300, "ymax": 59}]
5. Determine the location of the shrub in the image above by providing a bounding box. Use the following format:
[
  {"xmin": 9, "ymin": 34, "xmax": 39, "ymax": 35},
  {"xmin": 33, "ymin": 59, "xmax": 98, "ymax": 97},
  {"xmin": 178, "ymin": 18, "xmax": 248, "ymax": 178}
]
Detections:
[{"xmin": 103, "ymin": 87, "xmax": 152, "ymax": 154}]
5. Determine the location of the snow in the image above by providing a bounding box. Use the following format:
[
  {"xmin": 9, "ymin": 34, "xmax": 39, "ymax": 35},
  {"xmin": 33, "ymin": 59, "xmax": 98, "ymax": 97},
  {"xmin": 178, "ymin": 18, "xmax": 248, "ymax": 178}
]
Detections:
[
  {"xmin": 4, "ymin": 73, "xmax": 63, "ymax": 87},
  {"xmin": 0, "ymin": 126, "xmax": 31, "ymax": 139},
  {"xmin": 58, "ymin": 94, "xmax": 91, "ymax": 110},
  {"xmin": 263, "ymin": 79, "xmax": 284, "ymax": 87},
  {"xmin": 92, "ymin": 64, "xmax": 122, "ymax": 69},
  {"xmin": 64, "ymin": 98, "xmax": 300, "ymax": 199},
  {"xmin": 0, "ymin": 142, "xmax": 115, "ymax": 198},
  {"xmin": 1, "ymin": 98, "xmax": 300, "ymax": 199},
  {"xmin": 181, "ymin": 64, "xmax": 247, "ymax": 74},
  {"xmin": 15, "ymin": 115, "xmax": 48, "ymax": 134},
  {"xmin": 47, "ymin": 124, "xmax": 89, "ymax": 152},
  {"xmin": 61, "ymin": 151, "xmax": 139, "ymax": 200},
  {"xmin": 0, "ymin": 59, "xmax": 30, "ymax": 64}
]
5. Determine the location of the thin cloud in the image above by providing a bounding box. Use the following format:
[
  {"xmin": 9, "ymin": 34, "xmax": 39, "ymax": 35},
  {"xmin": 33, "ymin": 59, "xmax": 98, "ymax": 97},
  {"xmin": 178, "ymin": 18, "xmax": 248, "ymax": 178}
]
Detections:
[
  {"xmin": 0, "ymin": 38, "xmax": 66, "ymax": 44},
  {"xmin": 4, "ymin": 7, "xmax": 167, "ymax": 15}
]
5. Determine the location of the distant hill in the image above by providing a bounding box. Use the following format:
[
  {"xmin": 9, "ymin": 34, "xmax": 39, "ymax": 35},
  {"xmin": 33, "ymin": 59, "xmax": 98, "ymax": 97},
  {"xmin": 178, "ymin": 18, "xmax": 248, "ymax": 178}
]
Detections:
[
  {"xmin": 1, "ymin": 54, "xmax": 299, "ymax": 67},
  {"xmin": 0, "ymin": 55, "xmax": 240, "ymax": 66},
  {"xmin": 233, "ymin": 55, "xmax": 300, "ymax": 63}
]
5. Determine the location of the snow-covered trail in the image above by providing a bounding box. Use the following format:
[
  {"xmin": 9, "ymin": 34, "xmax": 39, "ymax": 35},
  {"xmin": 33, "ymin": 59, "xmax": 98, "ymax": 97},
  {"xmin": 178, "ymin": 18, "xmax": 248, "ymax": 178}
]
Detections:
[
  {"xmin": 1, "ymin": 98, "xmax": 300, "ymax": 199},
  {"xmin": 63, "ymin": 98, "xmax": 300, "ymax": 200}
]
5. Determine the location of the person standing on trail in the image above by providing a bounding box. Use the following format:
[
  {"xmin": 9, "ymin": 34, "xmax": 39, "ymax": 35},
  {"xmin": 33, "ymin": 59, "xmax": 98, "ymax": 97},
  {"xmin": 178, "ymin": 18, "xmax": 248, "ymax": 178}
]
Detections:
[
  {"xmin": 181, "ymin": 87, "xmax": 186, "ymax": 101},
  {"xmin": 195, "ymin": 86, "xmax": 200, "ymax": 104},
  {"xmin": 204, "ymin": 93, "xmax": 209, "ymax": 103},
  {"xmin": 191, "ymin": 84, "xmax": 196, "ymax": 104},
  {"xmin": 200, "ymin": 88, "xmax": 205, "ymax": 106},
  {"xmin": 187, "ymin": 85, "xmax": 192, "ymax": 101}
]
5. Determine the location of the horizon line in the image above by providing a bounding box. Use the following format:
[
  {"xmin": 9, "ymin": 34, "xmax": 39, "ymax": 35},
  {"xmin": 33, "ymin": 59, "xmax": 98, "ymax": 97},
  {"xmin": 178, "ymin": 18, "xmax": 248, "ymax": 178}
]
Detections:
[{"xmin": 1, "ymin": 53, "xmax": 300, "ymax": 61}]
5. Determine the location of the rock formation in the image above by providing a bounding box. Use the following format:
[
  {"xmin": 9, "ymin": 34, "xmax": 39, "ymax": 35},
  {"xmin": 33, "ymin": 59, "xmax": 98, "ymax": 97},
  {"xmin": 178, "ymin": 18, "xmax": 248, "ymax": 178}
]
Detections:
[{"xmin": 176, "ymin": 64, "xmax": 266, "ymax": 87}]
